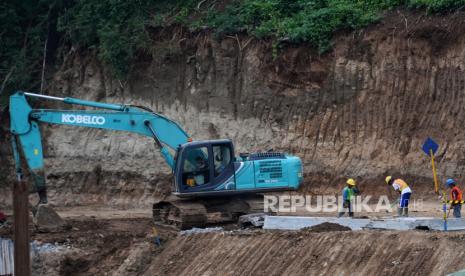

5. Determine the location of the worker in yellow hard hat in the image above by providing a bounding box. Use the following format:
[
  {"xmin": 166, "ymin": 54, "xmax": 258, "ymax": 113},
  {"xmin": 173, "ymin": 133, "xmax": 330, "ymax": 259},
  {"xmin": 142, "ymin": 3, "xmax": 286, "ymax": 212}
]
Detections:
[
  {"xmin": 386, "ymin": 176, "xmax": 412, "ymax": 217},
  {"xmin": 338, "ymin": 178, "xmax": 360, "ymax": 218}
]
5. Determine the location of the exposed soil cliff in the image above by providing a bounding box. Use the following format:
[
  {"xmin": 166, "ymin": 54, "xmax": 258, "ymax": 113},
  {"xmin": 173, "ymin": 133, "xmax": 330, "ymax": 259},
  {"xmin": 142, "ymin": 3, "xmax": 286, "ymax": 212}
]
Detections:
[{"xmin": 2, "ymin": 11, "xmax": 465, "ymax": 207}]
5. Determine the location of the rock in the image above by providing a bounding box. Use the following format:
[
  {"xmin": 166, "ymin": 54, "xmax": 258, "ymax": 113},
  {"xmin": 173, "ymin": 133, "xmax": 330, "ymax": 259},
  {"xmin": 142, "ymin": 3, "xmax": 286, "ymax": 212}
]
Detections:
[
  {"xmin": 180, "ymin": 227, "xmax": 224, "ymax": 236},
  {"xmin": 238, "ymin": 213, "xmax": 266, "ymax": 228},
  {"xmin": 33, "ymin": 205, "xmax": 69, "ymax": 233},
  {"xmin": 112, "ymin": 242, "xmax": 153, "ymax": 276}
]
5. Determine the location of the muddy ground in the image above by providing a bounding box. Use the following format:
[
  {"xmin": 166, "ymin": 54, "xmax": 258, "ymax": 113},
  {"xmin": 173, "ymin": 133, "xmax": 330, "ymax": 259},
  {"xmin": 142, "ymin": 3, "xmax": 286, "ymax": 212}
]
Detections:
[
  {"xmin": 1, "ymin": 205, "xmax": 465, "ymax": 276},
  {"xmin": 0, "ymin": 210, "xmax": 177, "ymax": 276}
]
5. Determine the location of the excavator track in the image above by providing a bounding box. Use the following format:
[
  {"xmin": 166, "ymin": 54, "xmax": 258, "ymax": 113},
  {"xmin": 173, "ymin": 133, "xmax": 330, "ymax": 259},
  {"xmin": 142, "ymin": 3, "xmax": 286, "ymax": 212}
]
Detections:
[
  {"xmin": 153, "ymin": 194, "xmax": 265, "ymax": 230},
  {"xmin": 153, "ymin": 200, "xmax": 208, "ymax": 229}
]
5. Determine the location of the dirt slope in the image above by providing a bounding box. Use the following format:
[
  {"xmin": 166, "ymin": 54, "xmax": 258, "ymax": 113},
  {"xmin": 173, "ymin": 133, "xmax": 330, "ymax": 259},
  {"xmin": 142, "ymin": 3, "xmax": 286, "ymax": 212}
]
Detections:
[
  {"xmin": 2, "ymin": 10, "xmax": 465, "ymax": 207},
  {"xmin": 145, "ymin": 230, "xmax": 465, "ymax": 276}
]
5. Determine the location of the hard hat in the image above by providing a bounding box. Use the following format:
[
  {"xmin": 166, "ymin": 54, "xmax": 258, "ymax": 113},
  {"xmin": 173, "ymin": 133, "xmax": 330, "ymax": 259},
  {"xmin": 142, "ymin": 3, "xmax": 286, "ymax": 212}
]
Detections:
[
  {"xmin": 385, "ymin": 176, "xmax": 392, "ymax": 184},
  {"xmin": 346, "ymin": 178, "xmax": 356, "ymax": 186},
  {"xmin": 446, "ymin": 178, "xmax": 456, "ymax": 187}
]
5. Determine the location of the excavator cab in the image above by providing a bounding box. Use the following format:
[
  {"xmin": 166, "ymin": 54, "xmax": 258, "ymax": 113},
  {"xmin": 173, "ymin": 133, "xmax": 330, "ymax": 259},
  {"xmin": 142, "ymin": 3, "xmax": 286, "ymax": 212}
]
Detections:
[{"xmin": 174, "ymin": 139, "xmax": 235, "ymax": 194}]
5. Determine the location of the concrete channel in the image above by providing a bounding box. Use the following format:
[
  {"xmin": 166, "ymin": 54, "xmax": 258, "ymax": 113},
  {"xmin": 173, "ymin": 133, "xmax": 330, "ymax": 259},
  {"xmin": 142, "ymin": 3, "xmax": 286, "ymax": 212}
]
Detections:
[{"xmin": 263, "ymin": 216, "xmax": 465, "ymax": 231}]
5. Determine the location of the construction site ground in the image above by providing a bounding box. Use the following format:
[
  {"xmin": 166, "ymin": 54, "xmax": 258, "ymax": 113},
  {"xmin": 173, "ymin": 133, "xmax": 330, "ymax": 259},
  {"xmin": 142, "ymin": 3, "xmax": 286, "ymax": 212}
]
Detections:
[{"xmin": 2, "ymin": 201, "xmax": 465, "ymax": 275}]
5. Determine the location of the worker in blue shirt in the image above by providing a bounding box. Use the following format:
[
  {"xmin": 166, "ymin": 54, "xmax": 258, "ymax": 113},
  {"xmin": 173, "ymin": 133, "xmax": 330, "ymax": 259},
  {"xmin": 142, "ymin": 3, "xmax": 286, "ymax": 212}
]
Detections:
[{"xmin": 338, "ymin": 178, "xmax": 359, "ymax": 218}]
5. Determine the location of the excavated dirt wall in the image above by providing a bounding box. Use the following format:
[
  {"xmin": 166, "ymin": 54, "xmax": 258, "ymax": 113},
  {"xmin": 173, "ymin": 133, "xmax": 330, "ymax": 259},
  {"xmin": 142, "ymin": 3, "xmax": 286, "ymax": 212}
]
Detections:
[
  {"xmin": 2, "ymin": 11, "xmax": 465, "ymax": 207},
  {"xmin": 144, "ymin": 230, "xmax": 465, "ymax": 276}
]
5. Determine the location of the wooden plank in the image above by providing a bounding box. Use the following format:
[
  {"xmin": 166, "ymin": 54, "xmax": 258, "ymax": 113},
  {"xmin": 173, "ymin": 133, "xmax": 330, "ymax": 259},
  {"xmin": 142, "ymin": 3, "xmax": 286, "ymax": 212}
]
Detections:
[{"xmin": 13, "ymin": 180, "xmax": 30, "ymax": 276}]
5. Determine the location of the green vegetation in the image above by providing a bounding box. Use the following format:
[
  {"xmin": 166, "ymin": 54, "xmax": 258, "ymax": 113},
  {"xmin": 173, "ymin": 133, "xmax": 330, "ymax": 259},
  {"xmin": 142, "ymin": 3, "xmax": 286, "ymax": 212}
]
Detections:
[
  {"xmin": 206, "ymin": 1, "xmax": 392, "ymax": 51},
  {"xmin": 204, "ymin": 0, "xmax": 465, "ymax": 50},
  {"xmin": 57, "ymin": 0, "xmax": 159, "ymax": 79},
  {"xmin": 408, "ymin": 0, "xmax": 465, "ymax": 12},
  {"xmin": 1, "ymin": 0, "xmax": 57, "ymax": 96},
  {"xmin": 1, "ymin": 0, "xmax": 465, "ymax": 100}
]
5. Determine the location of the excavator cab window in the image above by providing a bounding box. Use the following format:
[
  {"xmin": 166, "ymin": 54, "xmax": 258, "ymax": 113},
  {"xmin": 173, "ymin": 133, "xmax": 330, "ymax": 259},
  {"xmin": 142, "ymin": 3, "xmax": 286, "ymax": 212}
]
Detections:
[
  {"xmin": 213, "ymin": 145, "xmax": 232, "ymax": 177},
  {"xmin": 175, "ymin": 140, "xmax": 235, "ymax": 193},
  {"xmin": 182, "ymin": 147, "xmax": 210, "ymax": 187}
]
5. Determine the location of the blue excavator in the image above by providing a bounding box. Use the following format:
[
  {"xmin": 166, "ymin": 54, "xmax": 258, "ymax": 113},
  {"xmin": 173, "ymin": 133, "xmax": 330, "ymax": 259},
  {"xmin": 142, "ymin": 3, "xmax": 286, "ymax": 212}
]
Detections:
[{"xmin": 8, "ymin": 91, "xmax": 303, "ymax": 229}]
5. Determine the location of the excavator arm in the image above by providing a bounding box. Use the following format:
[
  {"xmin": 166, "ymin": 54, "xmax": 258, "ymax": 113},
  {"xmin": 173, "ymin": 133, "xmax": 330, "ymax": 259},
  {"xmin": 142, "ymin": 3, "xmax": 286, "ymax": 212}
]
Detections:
[{"xmin": 9, "ymin": 91, "xmax": 192, "ymax": 204}]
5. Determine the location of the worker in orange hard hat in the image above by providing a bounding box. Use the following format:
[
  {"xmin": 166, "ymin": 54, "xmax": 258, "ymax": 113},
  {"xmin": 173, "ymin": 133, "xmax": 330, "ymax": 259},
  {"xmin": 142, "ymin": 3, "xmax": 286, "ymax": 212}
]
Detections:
[
  {"xmin": 386, "ymin": 176, "xmax": 412, "ymax": 217},
  {"xmin": 338, "ymin": 178, "xmax": 359, "ymax": 218}
]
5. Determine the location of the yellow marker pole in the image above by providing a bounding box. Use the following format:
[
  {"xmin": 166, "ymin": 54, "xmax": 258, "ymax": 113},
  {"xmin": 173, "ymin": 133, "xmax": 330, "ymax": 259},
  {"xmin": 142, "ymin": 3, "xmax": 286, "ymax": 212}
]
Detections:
[
  {"xmin": 430, "ymin": 149, "xmax": 439, "ymax": 194},
  {"xmin": 429, "ymin": 149, "xmax": 446, "ymax": 230}
]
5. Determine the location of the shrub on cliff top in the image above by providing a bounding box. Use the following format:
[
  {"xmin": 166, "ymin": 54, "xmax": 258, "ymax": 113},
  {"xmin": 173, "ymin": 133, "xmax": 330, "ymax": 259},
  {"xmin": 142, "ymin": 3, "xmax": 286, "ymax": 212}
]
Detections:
[
  {"xmin": 206, "ymin": 0, "xmax": 465, "ymax": 51},
  {"xmin": 207, "ymin": 0, "xmax": 395, "ymax": 52}
]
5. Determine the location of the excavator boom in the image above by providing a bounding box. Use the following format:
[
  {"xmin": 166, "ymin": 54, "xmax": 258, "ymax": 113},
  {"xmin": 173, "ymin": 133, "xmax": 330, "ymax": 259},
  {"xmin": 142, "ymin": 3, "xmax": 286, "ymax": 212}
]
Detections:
[{"xmin": 9, "ymin": 91, "xmax": 190, "ymax": 203}]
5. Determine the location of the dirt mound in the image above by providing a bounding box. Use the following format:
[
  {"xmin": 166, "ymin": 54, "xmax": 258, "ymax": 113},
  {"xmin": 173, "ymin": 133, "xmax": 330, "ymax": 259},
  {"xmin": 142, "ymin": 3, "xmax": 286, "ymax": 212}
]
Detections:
[
  {"xmin": 302, "ymin": 222, "xmax": 351, "ymax": 233},
  {"xmin": 33, "ymin": 205, "xmax": 70, "ymax": 233},
  {"xmin": 42, "ymin": 218, "xmax": 154, "ymax": 275}
]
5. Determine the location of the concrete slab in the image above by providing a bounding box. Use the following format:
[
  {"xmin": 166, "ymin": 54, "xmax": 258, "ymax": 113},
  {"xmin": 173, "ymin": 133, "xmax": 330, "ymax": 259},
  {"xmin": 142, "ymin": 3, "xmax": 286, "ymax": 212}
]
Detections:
[
  {"xmin": 263, "ymin": 216, "xmax": 465, "ymax": 231},
  {"xmin": 263, "ymin": 216, "xmax": 370, "ymax": 230}
]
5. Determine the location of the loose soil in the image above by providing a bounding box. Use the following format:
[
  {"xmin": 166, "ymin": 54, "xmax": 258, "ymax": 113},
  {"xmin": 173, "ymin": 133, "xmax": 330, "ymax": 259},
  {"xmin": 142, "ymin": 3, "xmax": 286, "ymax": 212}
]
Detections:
[
  {"xmin": 302, "ymin": 222, "xmax": 352, "ymax": 232},
  {"xmin": 0, "ymin": 212, "xmax": 176, "ymax": 275}
]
